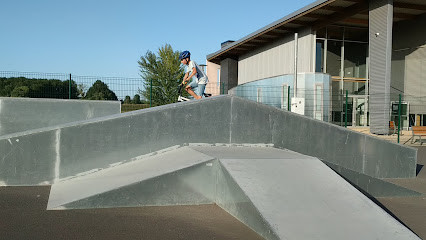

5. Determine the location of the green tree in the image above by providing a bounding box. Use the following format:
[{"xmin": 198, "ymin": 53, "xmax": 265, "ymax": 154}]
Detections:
[
  {"xmin": 0, "ymin": 77, "xmax": 78, "ymax": 99},
  {"xmin": 133, "ymin": 94, "xmax": 141, "ymax": 104},
  {"xmin": 85, "ymin": 80, "xmax": 118, "ymax": 100},
  {"xmin": 11, "ymin": 86, "xmax": 30, "ymax": 97},
  {"xmin": 138, "ymin": 44, "xmax": 185, "ymax": 106},
  {"xmin": 123, "ymin": 95, "xmax": 132, "ymax": 104}
]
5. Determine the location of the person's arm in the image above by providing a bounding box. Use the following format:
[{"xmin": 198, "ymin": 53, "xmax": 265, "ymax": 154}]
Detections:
[
  {"xmin": 181, "ymin": 72, "xmax": 189, "ymax": 85},
  {"xmin": 182, "ymin": 67, "xmax": 197, "ymax": 84}
]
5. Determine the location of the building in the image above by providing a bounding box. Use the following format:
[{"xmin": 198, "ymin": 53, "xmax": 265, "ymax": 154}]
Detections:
[{"xmin": 207, "ymin": 0, "xmax": 426, "ymax": 134}]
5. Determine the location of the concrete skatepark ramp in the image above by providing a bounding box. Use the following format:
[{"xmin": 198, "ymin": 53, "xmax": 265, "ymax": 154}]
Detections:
[
  {"xmin": 48, "ymin": 145, "xmax": 419, "ymax": 239},
  {"xmin": 0, "ymin": 95, "xmax": 421, "ymax": 239},
  {"xmin": 0, "ymin": 95, "xmax": 417, "ymax": 186}
]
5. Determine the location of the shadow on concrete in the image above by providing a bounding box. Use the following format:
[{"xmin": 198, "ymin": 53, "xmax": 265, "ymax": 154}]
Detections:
[{"xmin": 416, "ymin": 164, "xmax": 424, "ymax": 176}]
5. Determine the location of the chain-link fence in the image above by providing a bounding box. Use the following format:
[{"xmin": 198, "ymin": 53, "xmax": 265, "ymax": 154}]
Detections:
[
  {"xmin": 0, "ymin": 71, "xmax": 146, "ymax": 112},
  {"xmin": 2, "ymin": 71, "xmax": 426, "ymax": 136},
  {"xmin": 227, "ymin": 83, "xmax": 426, "ymax": 142}
]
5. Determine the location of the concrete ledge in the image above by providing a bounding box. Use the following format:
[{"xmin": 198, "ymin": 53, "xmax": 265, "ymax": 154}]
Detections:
[
  {"xmin": 0, "ymin": 97, "xmax": 121, "ymax": 136},
  {"xmin": 0, "ymin": 96, "xmax": 231, "ymax": 185},
  {"xmin": 229, "ymin": 97, "xmax": 417, "ymax": 178},
  {"xmin": 0, "ymin": 95, "xmax": 417, "ymax": 185},
  {"xmin": 324, "ymin": 162, "xmax": 422, "ymax": 198}
]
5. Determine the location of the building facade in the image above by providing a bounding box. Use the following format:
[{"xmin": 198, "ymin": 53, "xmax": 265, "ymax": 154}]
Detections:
[{"xmin": 207, "ymin": 0, "xmax": 426, "ymax": 134}]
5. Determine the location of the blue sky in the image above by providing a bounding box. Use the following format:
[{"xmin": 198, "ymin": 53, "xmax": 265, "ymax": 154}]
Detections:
[{"xmin": 0, "ymin": 0, "xmax": 316, "ymax": 78}]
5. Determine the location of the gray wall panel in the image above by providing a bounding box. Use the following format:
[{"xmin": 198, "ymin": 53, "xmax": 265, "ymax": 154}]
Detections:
[
  {"xmin": 230, "ymin": 97, "xmax": 416, "ymax": 178},
  {"xmin": 0, "ymin": 98, "xmax": 120, "ymax": 136},
  {"xmin": 0, "ymin": 130, "xmax": 58, "ymax": 185},
  {"xmin": 220, "ymin": 58, "xmax": 239, "ymax": 93},
  {"xmin": 327, "ymin": 128, "xmax": 366, "ymax": 173},
  {"xmin": 364, "ymin": 137, "xmax": 417, "ymax": 178},
  {"xmin": 230, "ymin": 98, "xmax": 273, "ymax": 144},
  {"xmin": 0, "ymin": 96, "xmax": 232, "ymax": 184},
  {"xmin": 0, "ymin": 95, "xmax": 417, "ymax": 185},
  {"xmin": 268, "ymin": 102, "xmax": 366, "ymax": 173},
  {"xmin": 299, "ymin": 118, "xmax": 334, "ymax": 162},
  {"xmin": 369, "ymin": 0, "xmax": 393, "ymax": 134},
  {"xmin": 324, "ymin": 162, "xmax": 421, "ymax": 197},
  {"xmin": 58, "ymin": 97, "xmax": 232, "ymax": 178}
]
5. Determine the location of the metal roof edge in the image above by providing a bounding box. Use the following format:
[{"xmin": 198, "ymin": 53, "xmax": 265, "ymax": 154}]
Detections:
[{"xmin": 206, "ymin": 0, "xmax": 332, "ymax": 61}]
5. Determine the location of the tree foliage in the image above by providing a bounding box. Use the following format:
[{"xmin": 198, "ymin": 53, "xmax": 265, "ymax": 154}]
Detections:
[
  {"xmin": 133, "ymin": 94, "xmax": 141, "ymax": 104},
  {"xmin": 85, "ymin": 80, "xmax": 118, "ymax": 101},
  {"xmin": 0, "ymin": 77, "xmax": 78, "ymax": 99},
  {"xmin": 123, "ymin": 95, "xmax": 132, "ymax": 104},
  {"xmin": 138, "ymin": 44, "xmax": 185, "ymax": 106}
]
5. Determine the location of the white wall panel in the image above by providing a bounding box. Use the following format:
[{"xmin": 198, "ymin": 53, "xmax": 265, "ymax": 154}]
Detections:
[
  {"xmin": 238, "ymin": 35, "xmax": 295, "ymax": 84},
  {"xmin": 238, "ymin": 29, "xmax": 315, "ymax": 85},
  {"xmin": 297, "ymin": 28, "xmax": 315, "ymax": 73}
]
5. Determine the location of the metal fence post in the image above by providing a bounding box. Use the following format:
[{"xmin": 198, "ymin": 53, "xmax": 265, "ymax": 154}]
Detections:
[
  {"xmin": 69, "ymin": 74, "xmax": 72, "ymax": 99},
  {"xmin": 398, "ymin": 94, "xmax": 402, "ymax": 143},
  {"xmin": 345, "ymin": 90, "xmax": 348, "ymax": 128},
  {"xmin": 288, "ymin": 86, "xmax": 291, "ymax": 111},
  {"xmin": 150, "ymin": 79, "xmax": 152, "ymax": 107}
]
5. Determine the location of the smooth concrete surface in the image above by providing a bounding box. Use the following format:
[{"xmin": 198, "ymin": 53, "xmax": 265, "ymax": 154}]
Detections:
[
  {"xmin": 215, "ymin": 160, "xmax": 280, "ymax": 240},
  {"xmin": 47, "ymin": 147, "xmax": 216, "ymax": 209},
  {"xmin": 324, "ymin": 162, "xmax": 422, "ymax": 198},
  {"xmin": 229, "ymin": 96, "xmax": 417, "ymax": 178},
  {"xmin": 220, "ymin": 157, "xmax": 419, "ymax": 240},
  {"xmin": 63, "ymin": 160, "xmax": 217, "ymax": 209},
  {"xmin": 0, "ymin": 97, "xmax": 120, "ymax": 136},
  {"xmin": 0, "ymin": 95, "xmax": 416, "ymax": 186},
  {"xmin": 47, "ymin": 145, "xmax": 420, "ymax": 240},
  {"xmin": 0, "ymin": 96, "xmax": 231, "ymax": 185},
  {"xmin": 0, "ymin": 186, "xmax": 264, "ymax": 240}
]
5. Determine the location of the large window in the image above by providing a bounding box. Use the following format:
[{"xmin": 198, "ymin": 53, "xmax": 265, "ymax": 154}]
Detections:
[
  {"xmin": 344, "ymin": 42, "xmax": 367, "ymax": 79},
  {"xmin": 316, "ymin": 26, "xmax": 369, "ymax": 126},
  {"xmin": 316, "ymin": 40, "xmax": 325, "ymax": 73},
  {"xmin": 326, "ymin": 40, "xmax": 343, "ymax": 77},
  {"xmin": 316, "ymin": 26, "xmax": 368, "ymax": 81}
]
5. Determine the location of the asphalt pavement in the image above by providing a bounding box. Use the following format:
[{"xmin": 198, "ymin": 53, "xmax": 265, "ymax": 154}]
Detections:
[
  {"xmin": 0, "ymin": 186, "xmax": 264, "ymax": 240},
  {"xmin": 378, "ymin": 146, "xmax": 426, "ymax": 239}
]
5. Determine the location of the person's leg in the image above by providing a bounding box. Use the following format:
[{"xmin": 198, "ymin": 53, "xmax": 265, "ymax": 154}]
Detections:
[
  {"xmin": 185, "ymin": 88, "xmax": 201, "ymax": 99},
  {"xmin": 185, "ymin": 81, "xmax": 202, "ymax": 99},
  {"xmin": 196, "ymin": 84, "xmax": 206, "ymax": 98}
]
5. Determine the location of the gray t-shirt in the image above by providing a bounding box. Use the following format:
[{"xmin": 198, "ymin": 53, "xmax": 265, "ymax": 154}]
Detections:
[{"xmin": 186, "ymin": 60, "xmax": 208, "ymax": 84}]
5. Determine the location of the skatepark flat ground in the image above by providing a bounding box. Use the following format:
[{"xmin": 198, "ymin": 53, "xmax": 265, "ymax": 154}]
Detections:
[
  {"xmin": 1, "ymin": 146, "xmax": 425, "ymax": 239},
  {"xmin": 0, "ymin": 186, "xmax": 264, "ymax": 240},
  {"xmin": 378, "ymin": 146, "xmax": 426, "ymax": 239}
]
